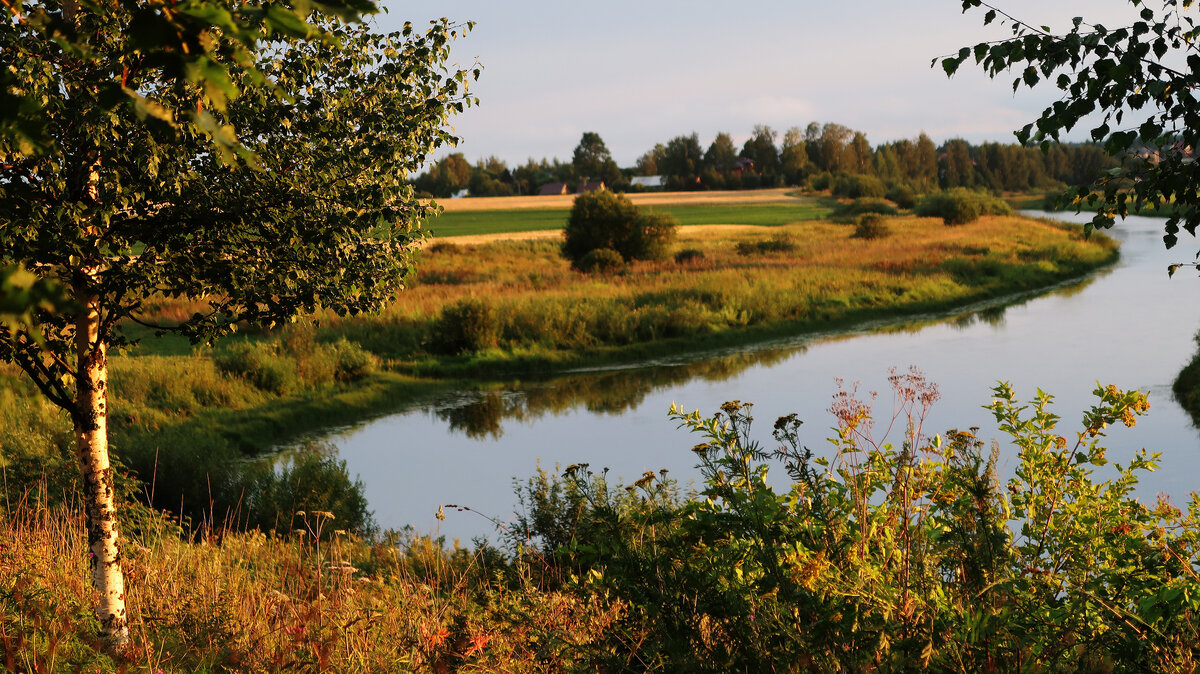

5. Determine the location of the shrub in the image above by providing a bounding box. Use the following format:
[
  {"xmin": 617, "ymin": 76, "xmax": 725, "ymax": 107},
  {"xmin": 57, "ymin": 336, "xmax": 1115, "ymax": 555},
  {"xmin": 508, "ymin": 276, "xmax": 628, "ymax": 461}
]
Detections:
[
  {"xmin": 562, "ymin": 190, "xmax": 677, "ymax": 267},
  {"xmin": 434, "ymin": 297, "xmax": 500, "ymax": 354},
  {"xmin": 885, "ymin": 183, "xmax": 917, "ymax": 209},
  {"xmin": 807, "ymin": 171, "xmax": 834, "ymax": 191},
  {"xmin": 852, "ymin": 214, "xmax": 891, "ymax": 239},
  {"xmin": 916, "ymin": 187, "xmax": 1012, "ymax": 225},
  {"xmin": 216, "ymin": 342, "xmax": 300, "ymax": 395},
  {"xmin": 673, "ymin": 248, "xmax": 705, "ymax": 264},
  {"xmin": 831, "ymin": 197, "xmax": 898, "ymax": 223},
  {"xmin": 832, "ymin": 173, "xmax": 887, "ymax": 199},
  {"xmin": 576, "ymin": 248, "xmax": 626, "ymax": 274},
  {"xmin": 327, "ymin": 338, "xmax": 375, "ymax": 381}
]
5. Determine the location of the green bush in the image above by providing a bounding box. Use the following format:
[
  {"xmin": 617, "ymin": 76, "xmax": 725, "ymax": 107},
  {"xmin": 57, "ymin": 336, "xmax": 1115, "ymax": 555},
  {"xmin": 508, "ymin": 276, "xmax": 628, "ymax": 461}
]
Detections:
[
  {"xmin": 916, "ymin": 188, "xmax": 1012, "ymax": 225},
  {"xmin": 831, "ymin": 173, "xmax": 887, "ymax": 199},
  {"xmin": 576, "ymin": 248, "xmax": 626, "ymax": 274},
  {"xmin": 434, "ymin": 297, "xmax": 499, "ymax": 354},
  {"xmin": 885, "ymin": 183, "xmax": 917, "ymax": 209},
  {"xmin": 852, "ymin": 213, "xmax": 891, "ymax": 239},
  {"xmin": 327, "ymin": 338, "xmax": 375, "ymax": 381},
  {"xmin": 673, "ymin": 248, "xmax": 706, "ymax": 264},
  {"xmin": 562, "ymin": 190, "xmax": 678, "ymax": 267},
  {"xmin": 215, "ymin": 342, "xmax": 300, "ymax": 395},
  {"xmin": 831, "ymin": 197, "xmax": 898, "ymax": 223},
  {"xmin": 807, "ymin": 171, "xmax": 834, "ymax": 191},
  {"xmin": 512, "ymin": 380, "xmax": 1185, "ymax": 671}
]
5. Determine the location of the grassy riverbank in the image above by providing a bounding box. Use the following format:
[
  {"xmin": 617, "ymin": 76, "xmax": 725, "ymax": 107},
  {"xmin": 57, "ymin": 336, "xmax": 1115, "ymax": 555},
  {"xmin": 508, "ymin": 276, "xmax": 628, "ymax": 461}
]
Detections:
[{"xmin": 1, "ymin": 207, "xmax": 1117, "ymax": 528}]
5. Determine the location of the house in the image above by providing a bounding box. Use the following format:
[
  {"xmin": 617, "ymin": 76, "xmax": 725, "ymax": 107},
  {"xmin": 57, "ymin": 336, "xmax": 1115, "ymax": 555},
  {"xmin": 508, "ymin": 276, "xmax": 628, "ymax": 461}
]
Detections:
[
  {"xmin": 630, "ymin": 175, "xmax": 664, "ymax": 189},
  {"xmin": 538, "ymin": 182, "xmax": 570, "ymax": 196},
  {"xmin": 577, "ymin": 180, "xmax": 606, "ymax": 193}
]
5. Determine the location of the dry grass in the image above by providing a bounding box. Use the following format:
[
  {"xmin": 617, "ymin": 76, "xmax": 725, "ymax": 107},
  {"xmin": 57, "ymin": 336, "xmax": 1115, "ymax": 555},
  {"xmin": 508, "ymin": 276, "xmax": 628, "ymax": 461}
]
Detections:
[
  {"xmin": 0, "ymin": 502, "xmax": 628, "ymax": 672},
  {"xmin": 435, "ymin": 187, "xmax": 798, "ymax": 212}
]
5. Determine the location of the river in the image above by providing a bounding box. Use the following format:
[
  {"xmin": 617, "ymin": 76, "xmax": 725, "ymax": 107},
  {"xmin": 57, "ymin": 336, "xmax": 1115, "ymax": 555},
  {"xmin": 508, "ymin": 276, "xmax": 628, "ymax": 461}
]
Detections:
[{"xmin": 309, "ymin": 211, "xmax": 1200, "ymax": 542}]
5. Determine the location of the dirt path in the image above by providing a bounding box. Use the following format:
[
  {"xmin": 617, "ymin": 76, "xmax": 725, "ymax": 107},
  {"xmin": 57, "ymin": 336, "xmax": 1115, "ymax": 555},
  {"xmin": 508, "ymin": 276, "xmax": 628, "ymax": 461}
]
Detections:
[
  {"xmin": 435, "ymin": 187, "xmax": 799, "ymax": 212},
  {"xmin": 436, "ymin": 224, "xmax": 771, "ymax": 246}
]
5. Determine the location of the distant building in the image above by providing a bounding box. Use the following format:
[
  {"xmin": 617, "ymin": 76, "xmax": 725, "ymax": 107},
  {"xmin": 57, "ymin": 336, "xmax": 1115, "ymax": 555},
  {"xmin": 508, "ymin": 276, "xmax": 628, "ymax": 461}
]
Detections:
[
  {"xmin": 451, "ymin": 188, "xmax": 469, "ymax": 199},
  {"xmin": 538, "ymin": 182, "xmax": 570, "ymax": 196},
  {"xmin": 577, "ymin": 180, "xmax": 606, "ymax": 193},
  {"xmin": 630, "ymin": 175, "xmax": 664, "ymax": 188}
]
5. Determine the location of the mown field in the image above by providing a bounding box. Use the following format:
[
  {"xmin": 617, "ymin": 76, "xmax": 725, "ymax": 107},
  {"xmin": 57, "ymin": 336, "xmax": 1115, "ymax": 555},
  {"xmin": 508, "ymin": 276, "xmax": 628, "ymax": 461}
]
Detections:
[{"xmin": 423, "ymin": 195, "xmax": 831, "ymax": 237}]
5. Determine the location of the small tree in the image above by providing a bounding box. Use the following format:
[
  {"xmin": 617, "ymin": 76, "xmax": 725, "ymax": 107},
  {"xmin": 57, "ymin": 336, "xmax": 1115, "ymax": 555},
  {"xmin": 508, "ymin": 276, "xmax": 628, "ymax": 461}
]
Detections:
[
  {"xmin": 0, "ymin": 10, "xmax": 475, "ymax": 644},
  {"xmin": 562, "ymin": 191, "xmax": 677, "ymax": 268}
]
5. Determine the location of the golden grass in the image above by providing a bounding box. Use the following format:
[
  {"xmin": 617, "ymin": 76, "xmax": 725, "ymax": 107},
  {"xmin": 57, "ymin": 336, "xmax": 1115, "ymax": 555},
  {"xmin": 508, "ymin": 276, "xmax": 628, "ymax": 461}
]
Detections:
[
  {"xmin": 435, "ymin": 187, "xmax": 799, "ymax": 212},
  {"xmin": 0, "ymin": 503, "xmax": 627, "ymax": 672}
]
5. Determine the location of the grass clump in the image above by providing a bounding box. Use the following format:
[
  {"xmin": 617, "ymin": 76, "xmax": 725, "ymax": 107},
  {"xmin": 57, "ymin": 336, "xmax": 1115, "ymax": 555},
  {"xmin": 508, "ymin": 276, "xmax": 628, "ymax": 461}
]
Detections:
[
  {"xmin": 673, "ymin": 247, "xmax": 706, "ymax": 264},
  {"xmin": 735, "ymin": 232, "xmax": 797, "ymax": 255}
]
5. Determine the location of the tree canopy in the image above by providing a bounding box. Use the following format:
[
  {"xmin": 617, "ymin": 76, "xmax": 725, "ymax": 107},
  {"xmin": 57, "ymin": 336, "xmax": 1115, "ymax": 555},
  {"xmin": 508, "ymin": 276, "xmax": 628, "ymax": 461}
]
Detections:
[
  {"xmin": 947, "ymin": 0, "xmax": 1200, "ymax": 257},
  {"xmin": 1, "ymin": 6, "xmax": 476, "ymax": 643}
]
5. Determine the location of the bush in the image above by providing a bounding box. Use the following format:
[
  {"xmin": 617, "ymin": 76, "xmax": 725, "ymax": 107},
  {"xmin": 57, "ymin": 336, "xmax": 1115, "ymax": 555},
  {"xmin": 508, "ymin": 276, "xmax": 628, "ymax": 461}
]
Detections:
[
  {"xmin": 852, "ymin": 214, "xmax": 891, "ymax": 239},
  {"xmin": 916, "ymin": 188, "xmax": 1012, "ymax": 225},
  {"xmin": 512, "ymin": 380, "xmax": 1181, "ymax": 671},
  {"xmin": 832, "ymin": 173, "xmax": 887, "ymax": 199},
  {"xmin": 673, "ymin": 248, "xmax": 705, "ymax": 264},
  {"xmin": 434, "ymin": 297, "xmax": 499, "ymax": 354},
  {"xmin": 562, "ymin": 190, "xmax": 677, "ymax": 267},
  {"xmin": 831, "ymin": 197, "xmax": 898, "ymax": 223},
  {"xmin": 885, "ymin": 183, "xmax": 917, "ymax": 209},
  {"xmin": 327, "ymin": 338, "xmax": 375, "ymax": 381},
  {"xmin": 576, "ymin": 248, "xmax": 626, "ymax": 274},
  {"xmin": 807, "ymin": 171, "xmax": 834, "ymax": 191},
  {"xmin": 216, "ymin": 342, "xmax": 300, "ymax": 395}
]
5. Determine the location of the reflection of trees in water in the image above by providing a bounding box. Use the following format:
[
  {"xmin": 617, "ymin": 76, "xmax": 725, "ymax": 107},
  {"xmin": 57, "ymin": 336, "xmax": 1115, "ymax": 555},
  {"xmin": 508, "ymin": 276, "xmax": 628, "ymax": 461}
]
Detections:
[
  {"xmin": 433, "ymin": 346, "xmax": 800, "ymax": 439},
  {"xmin": 432, "ymin": 271, "xmax": 1106, "ymax": 439}
]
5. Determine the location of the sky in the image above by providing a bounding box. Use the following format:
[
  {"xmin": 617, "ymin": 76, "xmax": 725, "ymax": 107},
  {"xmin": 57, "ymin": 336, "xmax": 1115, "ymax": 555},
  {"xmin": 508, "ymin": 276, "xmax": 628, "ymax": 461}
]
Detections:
[{"xmin": 375, "ymin": 1, "xmax": 1140, "ymax": 168}]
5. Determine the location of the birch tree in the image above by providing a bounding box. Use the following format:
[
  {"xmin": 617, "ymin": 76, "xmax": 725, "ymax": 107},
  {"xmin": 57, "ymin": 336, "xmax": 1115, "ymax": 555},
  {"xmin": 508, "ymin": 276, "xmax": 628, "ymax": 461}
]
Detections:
[{"xmin": 0, "ymin": 5, "xmax": 476, "ymax": 644}]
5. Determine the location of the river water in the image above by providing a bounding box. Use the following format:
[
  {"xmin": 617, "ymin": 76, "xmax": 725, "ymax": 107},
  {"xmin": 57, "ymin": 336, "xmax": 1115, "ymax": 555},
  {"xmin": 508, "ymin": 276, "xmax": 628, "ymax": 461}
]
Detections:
[{"xmin": 315, "ymin": 212, "xmax": 1200, "ymax": 542}]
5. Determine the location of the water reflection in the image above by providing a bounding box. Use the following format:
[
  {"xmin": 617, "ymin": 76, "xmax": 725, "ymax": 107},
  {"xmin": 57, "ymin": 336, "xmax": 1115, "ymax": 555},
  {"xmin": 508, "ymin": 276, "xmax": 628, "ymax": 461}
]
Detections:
[
  {"xmin": 430, "ymin": 277, "xmax": 1106, "ymax": 440},
  {"xmin": 434, "ymin": 347, "xmax": 801, "ymax": 439}
]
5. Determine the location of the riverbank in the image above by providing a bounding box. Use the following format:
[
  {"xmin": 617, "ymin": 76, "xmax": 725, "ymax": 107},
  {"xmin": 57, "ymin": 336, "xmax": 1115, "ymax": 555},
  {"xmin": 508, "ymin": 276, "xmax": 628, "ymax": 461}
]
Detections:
[{"xmin": 0, "ymin": 211, "xmax": 1118, "ymax": 527}]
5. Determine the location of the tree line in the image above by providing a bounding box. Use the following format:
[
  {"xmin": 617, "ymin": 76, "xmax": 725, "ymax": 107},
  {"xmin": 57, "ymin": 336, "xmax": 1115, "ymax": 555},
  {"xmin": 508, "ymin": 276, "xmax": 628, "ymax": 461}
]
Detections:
[{"xmin": 412, "ymin": 123, "xmax": 1118, "ymax": 198}]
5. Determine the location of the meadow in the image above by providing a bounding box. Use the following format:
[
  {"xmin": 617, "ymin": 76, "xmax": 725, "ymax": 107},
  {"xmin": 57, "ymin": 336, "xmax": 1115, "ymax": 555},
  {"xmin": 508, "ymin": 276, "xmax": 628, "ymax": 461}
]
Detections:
[{"xmin": 423, "ymin": 196, "xmax": 830, "ymax": 237}]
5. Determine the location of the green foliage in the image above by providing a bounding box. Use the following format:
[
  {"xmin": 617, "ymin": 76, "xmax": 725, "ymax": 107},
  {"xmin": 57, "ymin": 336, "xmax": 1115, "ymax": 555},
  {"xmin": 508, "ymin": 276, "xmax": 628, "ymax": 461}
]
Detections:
[
  {"xmin": 917, "ymin": 188, "xmax": 1013, "ymax": 225},
  {"xmin": 216, "ymin": 343, "xmax": 301, "ymax": 395},
  {"xmin": 885, "ymin": 183, "xmax": 917, "ymax": 209},
  {"xmin": 561, "ymin": 190, "xmax": 678, "ymax": 267},
  {"xmin": 831, "ymin": 197, "xmax": 899, "ymax": 223},
  {"xmin": 575, "ymin": 248, "xmax": 627, "ymax": 275},
  {"xmin": 831, "ymin": 172, "xmax": 887, "ymax": 199},
  {"xmin": 852, "ymin": 214, "xmax": 891, "ymax": 240},
  {"xmin": 954, "ymin": 0, "xmax": 1200, "ymax": 252},
  {"xmin": 510, "ymin": 375, "xmax": 1200, "ymax": 670},
  {"xmin": 735, "ymin": 233, "xmax": 797, "ymax": 256},
  {"xmin": 435, "ymin": 298, "xmax": 500, "ymax": 355},
  {"xmin": 1172, "ymin": 331, "xmax": 1200, "ymax": 425}
]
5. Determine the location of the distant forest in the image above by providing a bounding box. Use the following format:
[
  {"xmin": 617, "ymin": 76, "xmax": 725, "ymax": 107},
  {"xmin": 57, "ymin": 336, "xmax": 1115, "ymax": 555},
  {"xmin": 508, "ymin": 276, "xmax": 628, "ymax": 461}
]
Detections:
[{"xmin": 411, "ymin": 123, "xmax": 1118, "ymax": 199}]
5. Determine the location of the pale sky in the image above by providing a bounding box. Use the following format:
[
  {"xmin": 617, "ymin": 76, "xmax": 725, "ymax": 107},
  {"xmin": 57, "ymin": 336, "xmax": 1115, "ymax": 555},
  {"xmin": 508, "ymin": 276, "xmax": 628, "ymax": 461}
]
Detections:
[{"xmin": 376, "ymin": 1, "xmax": 1139, "ymax": 167}]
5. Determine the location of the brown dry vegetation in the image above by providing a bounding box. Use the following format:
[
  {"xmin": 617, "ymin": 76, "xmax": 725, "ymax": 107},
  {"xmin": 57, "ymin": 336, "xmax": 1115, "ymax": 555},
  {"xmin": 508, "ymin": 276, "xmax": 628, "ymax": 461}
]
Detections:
[{"xmin": 435, "ymin": 187, "xmax": 798, "ymax": 212}]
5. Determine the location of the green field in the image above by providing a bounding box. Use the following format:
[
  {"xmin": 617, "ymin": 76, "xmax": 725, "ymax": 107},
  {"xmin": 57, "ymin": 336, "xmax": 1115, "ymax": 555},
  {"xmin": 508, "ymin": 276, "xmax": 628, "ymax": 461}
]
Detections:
[{"xmin": 423, "ymin": 200, "xmax": 833, "ymax": 237}]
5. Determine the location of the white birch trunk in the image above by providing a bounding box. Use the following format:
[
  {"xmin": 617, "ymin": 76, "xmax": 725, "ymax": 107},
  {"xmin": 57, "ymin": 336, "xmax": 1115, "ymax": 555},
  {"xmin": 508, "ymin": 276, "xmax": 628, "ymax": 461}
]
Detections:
[{"xmin": 73, "ymin": 281, "xmax": 129, "ymax": 645}]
